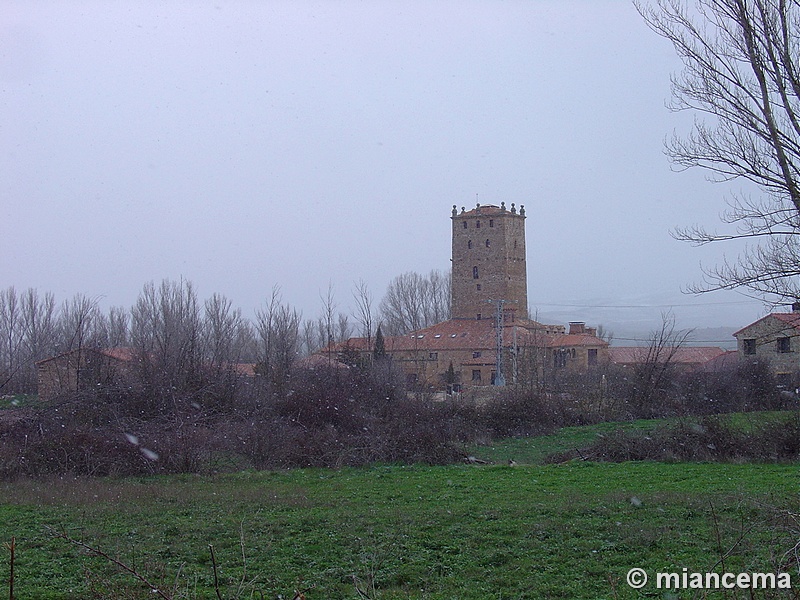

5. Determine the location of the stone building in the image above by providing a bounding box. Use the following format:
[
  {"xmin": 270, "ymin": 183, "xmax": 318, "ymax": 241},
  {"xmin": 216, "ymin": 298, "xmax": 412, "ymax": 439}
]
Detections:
[
  {"xmin": 734, "ymin": 308, "xmax": 800, "ymax": 383},
  {"xmin": 451, "ymin": 203, "xmax": 527, "ymax": 321},
  {"xmin": 333, "ymin": 203, "xmax": 609, "ymax": 389},
  {"xmin": 36, "ymin": 347, "xmax": 138, "ymax": 402}
]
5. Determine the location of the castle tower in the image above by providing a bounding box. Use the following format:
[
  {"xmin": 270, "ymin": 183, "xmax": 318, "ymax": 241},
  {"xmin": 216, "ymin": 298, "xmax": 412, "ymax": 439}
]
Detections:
[{"xmin": 450, "ymin": 202, "xmax": 528, "ymax": 321}]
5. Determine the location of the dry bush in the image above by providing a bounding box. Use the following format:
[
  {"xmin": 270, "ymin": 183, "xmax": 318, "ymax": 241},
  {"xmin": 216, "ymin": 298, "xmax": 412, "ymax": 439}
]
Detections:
[{"xmin": 546, "ymin": 413, "xmax": 800, "ymax": 464}]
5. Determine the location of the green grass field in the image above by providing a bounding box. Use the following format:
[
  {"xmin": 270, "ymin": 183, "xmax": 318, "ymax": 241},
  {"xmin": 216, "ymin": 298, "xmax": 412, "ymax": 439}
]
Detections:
[{"xmin": 1, "ymin": 416, "xmax": 798, "ymax": 599}]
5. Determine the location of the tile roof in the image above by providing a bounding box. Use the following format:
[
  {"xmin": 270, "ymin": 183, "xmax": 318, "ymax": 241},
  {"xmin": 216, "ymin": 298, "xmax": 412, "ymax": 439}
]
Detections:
[
  {"xmin": 547, "ymin": 334, "xmax": 609, "ymax": 348},
  {"xmin": 36, "ymin": 346, "xmax": 138, "ymax": 365},
  {"xmin": 333, "ymin": 318, "xmax": 599, "ymax": 354},
  {"xmin": 608, "ymin": 346, "xmax": 727, "ymax": 365},
  {"xmin": 733, "ymin": 312, "xmax": 800, "ymax": 336},
  {"xmin": 701, "ymin": 350, "xmax": 739, "ymax": 372}
]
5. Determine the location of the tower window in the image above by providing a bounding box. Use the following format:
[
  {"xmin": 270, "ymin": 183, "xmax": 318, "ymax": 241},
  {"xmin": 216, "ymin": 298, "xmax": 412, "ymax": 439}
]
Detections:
[
  {"xmin": 476, "ymin": 220, "xmax": 481, "ymax": 228},
  {"xmin": 489, "ymin": 219, "xmax": 494, "ymax": 227},
  {"xmin": 476, "ymin": 284, "xmax": 481, "ymax": 291},
  {"xmin": 468, "ymin": 240, "xmax": 472, "ymax": 249},
  {"xmin": 476, "ymin": 313, "xmax": 481, "ymax": 320},
  {"xmin": 473, "ymin": 266, "xmax": 479, "ymax": 279},
  {"xmin": 485, "ymin": 239, "xmax": 490, "ymax": 248},
  {"xmin": 463, "ymin": 221, "xmax": 468, "ymax": 229}
]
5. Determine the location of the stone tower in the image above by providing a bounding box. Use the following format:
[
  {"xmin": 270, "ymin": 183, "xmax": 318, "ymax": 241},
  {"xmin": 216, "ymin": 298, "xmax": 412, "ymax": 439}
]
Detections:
[{"xmin": 450, "ymin": 202, "xmax": 528, "ymax": 321}]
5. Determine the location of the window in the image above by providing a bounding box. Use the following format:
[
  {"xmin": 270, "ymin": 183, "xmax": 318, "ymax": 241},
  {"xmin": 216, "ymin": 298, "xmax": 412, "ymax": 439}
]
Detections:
[
  {"xmin": 467, "ymin": 240, "xmax": 472, "ymax": 249},
  {"xmin": 743, "ymin": 338, "xmax": 756, "ymax": 355},
  {"xmin": 778, "ymin": 337, "xmax": 792, "ymax": 353},
  {"xmin": 553, "ymin": 349, "xmax": 567, "ymax": 369},
  {"xmin": 476, "ymin": 313, "xmax": 481, "ymax": 320},
  {"xmin": 489, "ymin": 219, "xmax": 494, "ymax": 228},
  {"xmin": 473, "ymin": 266, "xmax": 479, "ymax": 279},
  {"xmin": 476, "ymin": 284, "xmax": 481, "ymax": 291},
  {"xmin": 485, "ymin": 239, "xmax": 490, "ymax": 248},
  {"xmin": 463, "ymin": 221, "xmax": 468, "ymax": 229},
  {"xmin": 476, "ymin": 220, "xmax": 481, "ymax": 228},
  {"xmin": 588, "ymin": 348, "xmax": 598, "ymax": 366},
  {"xmin": 473, "ymin": 351, "xmax": 482, "ymax": 358},
  {"xmin": 428, "ymin": 352, "xmax": 438, "ymax": 360},
  {"xmin": 471, "ymin": 369, "xmax": 482, "ymax": 382}
]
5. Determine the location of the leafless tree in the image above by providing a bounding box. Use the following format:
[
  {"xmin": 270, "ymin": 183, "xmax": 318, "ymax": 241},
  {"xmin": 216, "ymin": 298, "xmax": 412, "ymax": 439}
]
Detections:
[
  {"xmin": 0, "ymin": 287, "xmax": 23, "ymax": 392},
  {"xmin": 638, "ymin": 0, "xmax": 800, "ymax": 300},
  {"xmin": 320, "ymin": 282, "xmax": 337, "ymax": 348},
  {"xmin": 130, "ymin": 279, "xmax": 202, "ymax": 391},
  {"xmin": 300, "ymin": 318, "xmax": 323, "ymax": 356},
  {"xmin": 57, "ymin": 294, "xmax": 102, "ymax": 353},
  {"xmin": 379, "ymin": 269, "xmax": 452, "ymax": 335},
  {"xmin": 255, "ymin": 287, "xmax": 301, "ymax": 386},
  {"xmin": 337, "ymin": 312, "xmax": 352, "ymax": 342},
  {"xmin": 94, "ymin": 305, "xmax": 129, "ymax": 349},
  {"xmin": 596, "ymin": 324, "xmax": 614, "ymax": 345},
  {"xmin": 203, "ymin": 293, "xmax": 248, "ymax": 367},
  {"xmin": 352, "ymin": 279, "xmax": 374, "ymax": 344},
  {"xmin": 631, "ymin": 311, "xmax": 693, "ymax": 413}
]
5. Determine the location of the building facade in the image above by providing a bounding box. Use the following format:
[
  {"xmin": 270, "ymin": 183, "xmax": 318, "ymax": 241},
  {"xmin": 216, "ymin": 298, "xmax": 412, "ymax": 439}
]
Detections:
[
  {"xmin": 734, "ymin": 310, "xmax": 800, "ymax": 382},
  {"xmin": 450, "ymin": 203, "xmax": 527, "ymax": 322}
]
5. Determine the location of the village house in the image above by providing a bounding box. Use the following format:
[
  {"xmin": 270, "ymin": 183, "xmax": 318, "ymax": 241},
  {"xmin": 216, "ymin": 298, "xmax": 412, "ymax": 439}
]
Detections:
[
  {"xmin": 733, "ymin": 306, "xmax": 800, "ymax": 385},
  {"xmin": 36, "ymin": 347, "xmax": 139, "ymax": 402}
]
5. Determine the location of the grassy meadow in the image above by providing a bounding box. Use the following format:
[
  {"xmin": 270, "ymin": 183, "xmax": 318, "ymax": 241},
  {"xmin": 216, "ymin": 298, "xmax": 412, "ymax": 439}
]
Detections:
[{"xmin": 1, "ymin": 416, "xmax": 799, "ymax": 599}]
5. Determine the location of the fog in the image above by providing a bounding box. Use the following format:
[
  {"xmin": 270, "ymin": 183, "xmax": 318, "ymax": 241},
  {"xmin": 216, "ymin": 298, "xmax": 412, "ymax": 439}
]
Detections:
[{"xmin": 1, "ymin": 1, "xmax": 769, "ymax": 343}]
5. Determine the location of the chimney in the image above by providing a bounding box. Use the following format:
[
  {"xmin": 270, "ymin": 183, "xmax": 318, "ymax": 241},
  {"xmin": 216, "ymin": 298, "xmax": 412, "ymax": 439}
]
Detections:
[
  {"xmin": 586, "ymin": 327, "xmax": 597, "ymax": 337},
  {"xmin": 568, "ymin": 322, "xmax": 586, "ymax": 335}
]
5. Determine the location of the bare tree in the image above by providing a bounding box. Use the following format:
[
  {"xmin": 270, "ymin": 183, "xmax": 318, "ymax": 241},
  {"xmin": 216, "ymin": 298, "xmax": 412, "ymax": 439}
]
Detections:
[
  {"xmin": 320, "ymin": 282, "xmax": 337, "ymax": 349},
  {"xmin": 352, "ymin": 279, "xmax": 374, "ymax": 345},
  {"xmin": 203, "ymin": 293, "xmax": 249, "ymax": 367},
  {"xmin": 94, "ymin": 305, "xmax": 129, "ymax": 349},
  {"xmin": 379, "ymin": 269, "xmax": 452, "ymax": 335},
  {"xmin": 255, "ymin": 287, "xmax": 301, "ymax": 385},
  {"xmin": 0, "ymin": 287, "xmax": 23, "ymax": 392},
  {"xmin": 57, "ymin": 294, "xmax": 102, "ymax": 353},
  {"xmin": 300, "ymin": 318, "xmax": 324, "ymax": 356},
  {"xmin": 130, "ymin": 279, "xmax": 202, "ymax": 391},
  {"xmin": 638, "ymin": 0, "xmax": 800, "ymax": 300},
  {"xmin": 631, "ymin": 311, "xmax": 693, "ymax": 414}
]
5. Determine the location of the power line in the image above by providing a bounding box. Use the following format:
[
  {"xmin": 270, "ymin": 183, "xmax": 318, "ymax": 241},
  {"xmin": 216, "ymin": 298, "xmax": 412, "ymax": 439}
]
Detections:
[{"xmin": 531, "ymin": 300, "xmax": 760, "ymax": 309}]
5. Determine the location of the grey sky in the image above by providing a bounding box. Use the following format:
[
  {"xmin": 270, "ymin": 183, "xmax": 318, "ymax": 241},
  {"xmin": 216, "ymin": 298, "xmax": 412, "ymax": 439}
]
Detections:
[{"xmin": 1, "ymin": 1, "xmax": 768, "ymax": 340}]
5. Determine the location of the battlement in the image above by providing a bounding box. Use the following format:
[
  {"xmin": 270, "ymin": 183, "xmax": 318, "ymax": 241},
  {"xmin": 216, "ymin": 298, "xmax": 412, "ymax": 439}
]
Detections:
[{"xmin": 451, "ymin": 202, "xmax": 525, "ymax": 218}]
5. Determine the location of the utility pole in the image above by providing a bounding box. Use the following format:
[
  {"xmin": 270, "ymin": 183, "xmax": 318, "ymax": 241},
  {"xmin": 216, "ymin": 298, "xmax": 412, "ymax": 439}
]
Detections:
[{"xmin": 488, "ymin": 299, "xmax": 515, "ymax": 386}]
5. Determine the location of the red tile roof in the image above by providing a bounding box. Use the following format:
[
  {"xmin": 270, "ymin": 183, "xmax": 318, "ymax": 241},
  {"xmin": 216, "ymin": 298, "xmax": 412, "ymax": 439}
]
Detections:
[
  {"xmin": 36, "ymin": 346, "xmax": 138, "ymax": 365},
  {"xmin": 547, "ymin": 334, "xmax": 609, "ymax": 348},
  {"xmin": 734, "ymin": 312, "xmax": 800, "ymax": 336},
  {"xmin": 609, "ymin": 346, "xmax": 727, "ymax": 365},
  {"xmin": 333, "ymin": 318, "xmax": 603, "ymax": 354},
  {"xmin": 702, "ymin": 350, "xmax": 739, "ymax": 372}
]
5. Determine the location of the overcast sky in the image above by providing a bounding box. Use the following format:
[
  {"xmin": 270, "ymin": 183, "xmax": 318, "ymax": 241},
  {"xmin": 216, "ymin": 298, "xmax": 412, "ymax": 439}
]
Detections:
[{"xmin": 1, "ymin": 1, "xmax": 774, "ymax": 342}]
